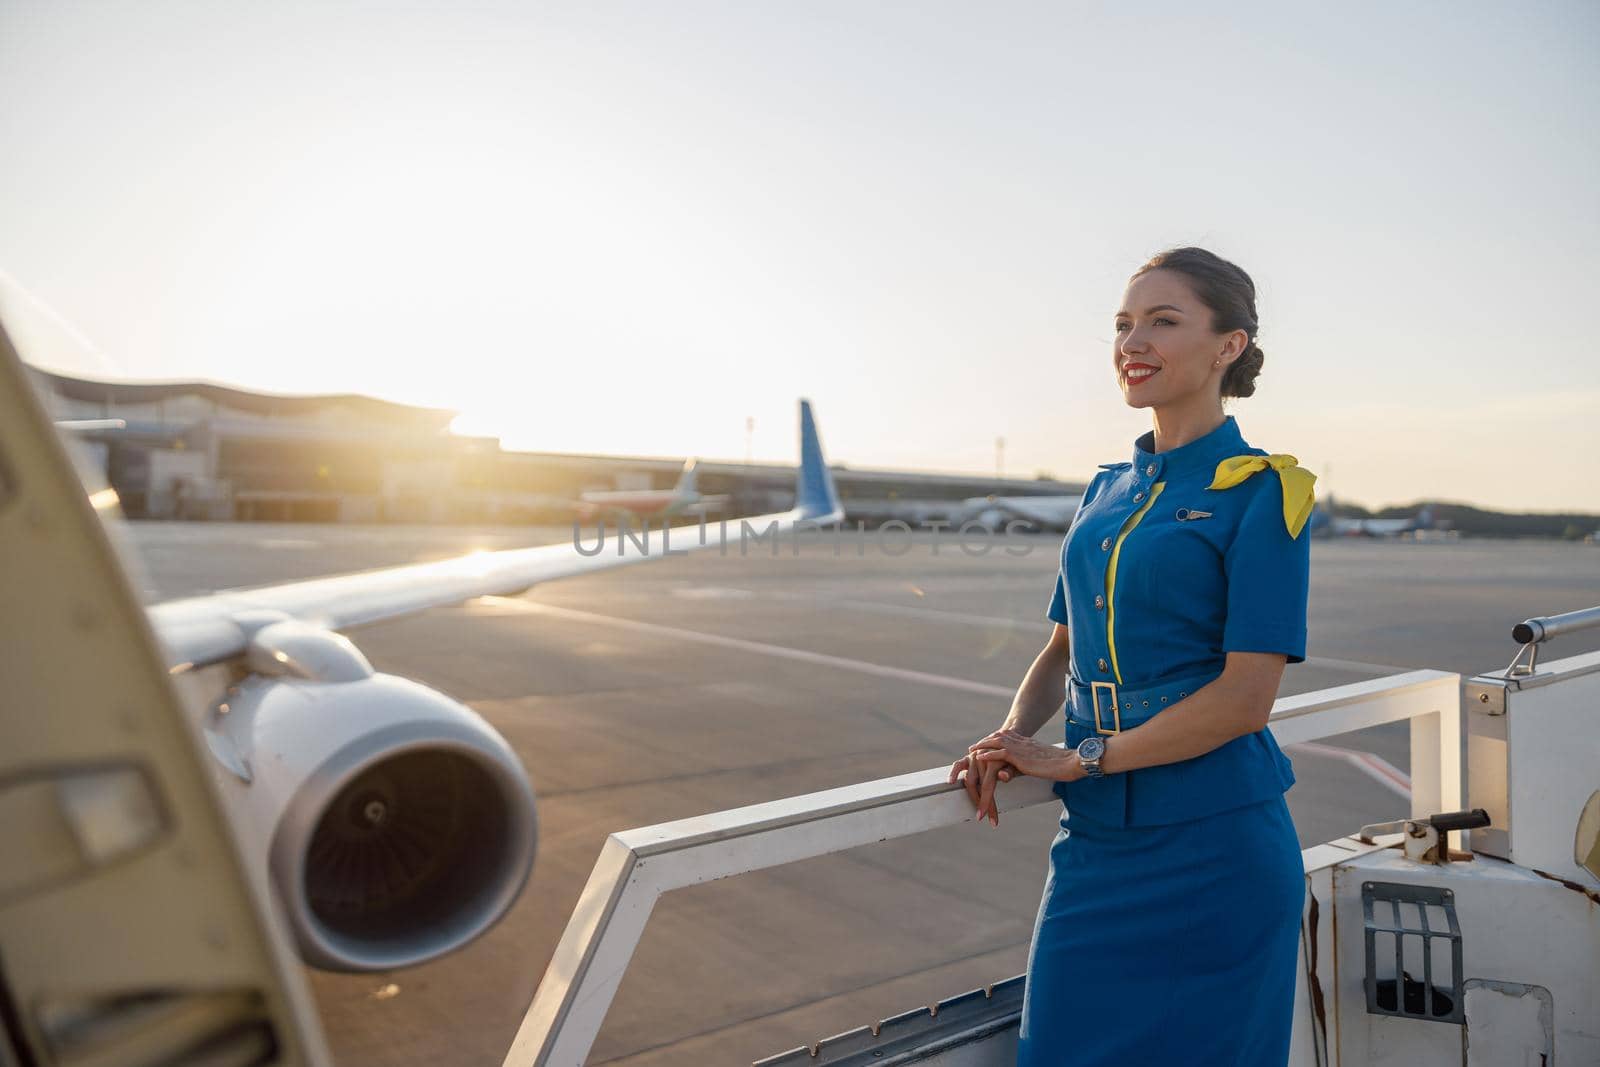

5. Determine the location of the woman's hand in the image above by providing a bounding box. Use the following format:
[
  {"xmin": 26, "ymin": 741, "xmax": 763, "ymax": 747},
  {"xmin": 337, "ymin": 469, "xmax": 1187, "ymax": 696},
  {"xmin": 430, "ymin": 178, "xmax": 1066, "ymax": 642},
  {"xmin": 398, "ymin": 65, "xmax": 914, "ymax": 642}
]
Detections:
[
  {"xmin": 969, "ymin": 729, "xmax": 1082, "ymax": 783},
  {"xmin": 948, "ymin": 749, "xmax": 1015, "ymax": 827}
]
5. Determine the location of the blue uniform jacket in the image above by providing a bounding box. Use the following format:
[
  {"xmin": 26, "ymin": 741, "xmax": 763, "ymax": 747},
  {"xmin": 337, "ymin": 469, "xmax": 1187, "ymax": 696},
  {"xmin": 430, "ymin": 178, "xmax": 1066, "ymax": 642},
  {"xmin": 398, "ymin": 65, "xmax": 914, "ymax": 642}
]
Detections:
[{"xmin": 1046, "ymin": 414, "xmax": 1316, "ymax": 827}]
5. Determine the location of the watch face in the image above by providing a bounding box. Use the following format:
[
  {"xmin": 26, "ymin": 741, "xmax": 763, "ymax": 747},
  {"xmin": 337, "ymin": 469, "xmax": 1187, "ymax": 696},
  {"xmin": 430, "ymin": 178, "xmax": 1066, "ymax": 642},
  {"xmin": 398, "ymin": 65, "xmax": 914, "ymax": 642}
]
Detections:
[{"xmin": 1078, "ymin": 737, "xmax": 1105, "ymax": 761}]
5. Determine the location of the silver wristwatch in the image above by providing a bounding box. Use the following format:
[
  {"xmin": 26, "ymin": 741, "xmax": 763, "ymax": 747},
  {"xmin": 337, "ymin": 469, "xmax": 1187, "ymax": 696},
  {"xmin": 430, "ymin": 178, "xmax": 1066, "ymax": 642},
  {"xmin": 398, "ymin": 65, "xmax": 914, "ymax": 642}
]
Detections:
[{"xmin": 1075, "ymin": 736, "xmax": 1107, "ymax": 779}]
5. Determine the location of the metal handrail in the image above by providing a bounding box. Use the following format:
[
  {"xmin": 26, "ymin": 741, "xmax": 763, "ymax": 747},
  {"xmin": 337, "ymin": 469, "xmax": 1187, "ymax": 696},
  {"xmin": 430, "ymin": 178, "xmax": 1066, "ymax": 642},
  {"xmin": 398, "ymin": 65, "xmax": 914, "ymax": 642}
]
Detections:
[
  {"xmin": 502, "ymin": 668, "xmax": 1461, "ymax": 1067},
  {"xmin": 1506, "ymin": 604, "xmax": 1600, "ymax": 678},
  {"xmin": 1512, "ymin": 604, "xmax": 1600, "ymax": 645}
]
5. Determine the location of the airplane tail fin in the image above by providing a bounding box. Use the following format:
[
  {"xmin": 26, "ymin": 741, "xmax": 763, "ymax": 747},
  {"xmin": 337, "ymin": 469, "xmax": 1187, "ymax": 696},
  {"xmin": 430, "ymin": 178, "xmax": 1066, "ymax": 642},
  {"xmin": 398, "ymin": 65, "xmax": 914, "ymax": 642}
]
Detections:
[
  {"xmin": 795, "ymin": 399, "xmax": 843, "ymax": 522},
  {"xmin": 672, "ymin": 458, "xmax": 700, "ymax": 498}
]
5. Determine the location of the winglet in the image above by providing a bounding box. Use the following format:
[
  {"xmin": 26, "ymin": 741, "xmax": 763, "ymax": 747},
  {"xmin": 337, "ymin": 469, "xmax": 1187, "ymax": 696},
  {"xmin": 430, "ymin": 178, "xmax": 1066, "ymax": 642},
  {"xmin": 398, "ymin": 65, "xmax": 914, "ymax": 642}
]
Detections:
[{"xmin": 795, "ymin": 399, "xmax": 843, "ymax": 522}]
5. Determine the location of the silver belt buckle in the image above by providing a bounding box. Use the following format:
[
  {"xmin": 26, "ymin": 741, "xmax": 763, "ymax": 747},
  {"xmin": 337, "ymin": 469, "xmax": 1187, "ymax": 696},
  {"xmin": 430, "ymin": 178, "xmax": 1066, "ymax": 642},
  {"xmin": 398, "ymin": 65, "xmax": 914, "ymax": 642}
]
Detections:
[{"xmin": 1090, "ymin": 680, "xmax": 1121, "ymax": 735}]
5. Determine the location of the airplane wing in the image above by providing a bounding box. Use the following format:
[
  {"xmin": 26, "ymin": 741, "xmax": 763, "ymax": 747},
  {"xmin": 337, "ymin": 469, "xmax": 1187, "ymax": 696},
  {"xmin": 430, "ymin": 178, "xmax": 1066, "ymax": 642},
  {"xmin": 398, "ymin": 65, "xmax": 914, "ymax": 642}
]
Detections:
[
  {"xmin": 678, "ymin": 494, "xmax": 733, "ymax": 514},
  {"xmin": 989, "ymin": 495, "xmax": 1082, "ymax": 530},
  {"xmin": 957, "ymin": 494, "xmax": 1083, "ymax": 531},
  {"xmin": 1, "ymin": 286, "xmax": 849, "ymax": 985},
  {"xmin": 150, "ymin": 399, "xmax": 843, "ymax": 672}
]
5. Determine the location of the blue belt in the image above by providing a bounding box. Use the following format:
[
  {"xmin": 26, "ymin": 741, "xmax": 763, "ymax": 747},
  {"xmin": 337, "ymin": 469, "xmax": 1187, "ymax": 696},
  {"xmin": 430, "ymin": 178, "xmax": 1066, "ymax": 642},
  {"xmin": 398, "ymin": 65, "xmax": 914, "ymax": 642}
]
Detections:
[{"xmin": 1066, "ymin": 667, "xmax": 1224, "ymax": 734}]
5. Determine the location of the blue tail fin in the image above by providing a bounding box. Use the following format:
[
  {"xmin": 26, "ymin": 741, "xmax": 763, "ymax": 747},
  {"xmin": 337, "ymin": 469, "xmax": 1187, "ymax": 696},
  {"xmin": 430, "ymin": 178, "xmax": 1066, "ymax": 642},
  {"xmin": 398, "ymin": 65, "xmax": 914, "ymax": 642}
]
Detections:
[{"xmin": 795, "ymin": 399, "xmax": 843, "ymax": 521}]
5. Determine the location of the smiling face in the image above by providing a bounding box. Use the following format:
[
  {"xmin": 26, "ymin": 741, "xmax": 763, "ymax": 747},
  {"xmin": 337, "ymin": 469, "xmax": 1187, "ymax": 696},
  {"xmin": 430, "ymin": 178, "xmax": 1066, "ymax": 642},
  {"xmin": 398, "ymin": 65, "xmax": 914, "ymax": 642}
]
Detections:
[{"xmin": 1113, "ymin": 269, "xmax": 1248, "ymax": 411}]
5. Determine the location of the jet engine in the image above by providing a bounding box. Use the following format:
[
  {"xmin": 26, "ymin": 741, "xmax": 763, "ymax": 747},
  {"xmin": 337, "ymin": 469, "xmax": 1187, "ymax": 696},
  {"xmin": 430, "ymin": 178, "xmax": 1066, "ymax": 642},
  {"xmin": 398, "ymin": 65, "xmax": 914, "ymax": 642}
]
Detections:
[{"xmin": 201, "ymin": 618, "xmax": 537, "ymax": 972}]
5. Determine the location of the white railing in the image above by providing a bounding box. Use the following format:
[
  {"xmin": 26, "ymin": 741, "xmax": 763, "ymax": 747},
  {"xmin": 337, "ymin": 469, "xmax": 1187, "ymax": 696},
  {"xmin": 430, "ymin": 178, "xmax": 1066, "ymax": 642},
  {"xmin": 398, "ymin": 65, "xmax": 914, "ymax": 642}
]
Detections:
[{"xmin": 501, "ymin": 669, "xmax": 1461, "ymax": 1067}]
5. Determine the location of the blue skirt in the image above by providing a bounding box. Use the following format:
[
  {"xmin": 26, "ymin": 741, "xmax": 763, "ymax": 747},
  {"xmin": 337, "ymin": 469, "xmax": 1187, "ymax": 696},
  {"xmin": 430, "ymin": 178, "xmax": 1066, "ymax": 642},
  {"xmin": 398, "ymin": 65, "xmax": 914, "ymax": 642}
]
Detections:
[{"xmin": 1016, "ymin": 793, "xmax": 1304, "ymax": 1066}]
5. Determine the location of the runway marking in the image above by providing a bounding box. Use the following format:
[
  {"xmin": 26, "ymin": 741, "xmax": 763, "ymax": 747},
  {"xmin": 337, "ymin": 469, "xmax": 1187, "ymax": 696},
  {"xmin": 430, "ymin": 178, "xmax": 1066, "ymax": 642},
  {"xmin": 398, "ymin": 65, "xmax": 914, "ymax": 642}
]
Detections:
[
  {"xmin": 776, "ymin": 592, "xmax": 1027, "ymax": 629},
  {"xmin": 1284, "ymin": 740, "xmax": 1411, "ymax": 798},
  {"xmin": 756, "ymin": 596, "xmax": 1431, "ymax": 676},
  {"xmin": 659, "ymin": 585, "xmax": 1042, "ymax": 628},
  {"xmin": 476, "ymin": 596, "xmax": 1413, "ymax": 795},
  {"xmin": 773, "ymin": 597, "xmax": 1438, "ymax": 673},
  {"xmin": 1300, "ymin": 654, "xmax": 1412, "ymax": 677},
  {"xmin": 669, "ymin": 586, "xmax": 757, "ymax": 600},
  {"xmin": 472, "ymin": 596, "xmax": 1017, "ymax": 698}
]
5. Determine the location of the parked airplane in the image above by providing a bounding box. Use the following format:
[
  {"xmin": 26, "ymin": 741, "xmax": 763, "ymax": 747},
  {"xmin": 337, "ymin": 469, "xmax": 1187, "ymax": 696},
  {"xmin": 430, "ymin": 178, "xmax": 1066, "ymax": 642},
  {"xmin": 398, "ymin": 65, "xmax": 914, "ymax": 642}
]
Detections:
[
  {"xmin": 55, "ymin": 418, "xmax": 127, "ymax": 431},
  {"xmin": 954, "ymin": 493, "xmax": 1084, "ymax": 532},
  {"xmin": 0, "ymin": 304, "xmax": 844, "ymax": 1064},
  {"xmin": 575, "ymin": 457, "xmax": 731, "ymax": 522},
  {"xmin": 1307, "ymin": 491, "xmax": 1437, "ymax": 538}
]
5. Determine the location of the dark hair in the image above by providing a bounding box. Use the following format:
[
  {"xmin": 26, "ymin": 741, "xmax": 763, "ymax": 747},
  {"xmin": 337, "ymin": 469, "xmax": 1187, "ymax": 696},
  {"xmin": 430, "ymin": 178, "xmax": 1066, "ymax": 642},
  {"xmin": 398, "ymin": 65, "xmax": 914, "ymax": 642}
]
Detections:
[{"xmin": 1131, "ymin": 247, "xmax": 1264, "ymax": 399}]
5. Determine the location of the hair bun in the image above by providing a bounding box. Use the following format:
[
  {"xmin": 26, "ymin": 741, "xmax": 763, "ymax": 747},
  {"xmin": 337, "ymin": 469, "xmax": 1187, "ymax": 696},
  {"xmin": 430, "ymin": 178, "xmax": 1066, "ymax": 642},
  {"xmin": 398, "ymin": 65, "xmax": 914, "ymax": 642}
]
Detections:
[{"xmin": 1224, "ymin": 342, "xmax": 1264, "ymax": 399}]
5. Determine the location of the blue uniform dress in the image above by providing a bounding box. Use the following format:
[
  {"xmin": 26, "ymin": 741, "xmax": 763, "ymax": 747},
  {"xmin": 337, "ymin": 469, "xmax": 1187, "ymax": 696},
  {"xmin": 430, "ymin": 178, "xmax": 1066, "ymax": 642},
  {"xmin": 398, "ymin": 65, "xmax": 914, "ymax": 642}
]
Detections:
[{"xmin": 1017, "ymin": 414, "xmax": 1317, "ymax": 1067}]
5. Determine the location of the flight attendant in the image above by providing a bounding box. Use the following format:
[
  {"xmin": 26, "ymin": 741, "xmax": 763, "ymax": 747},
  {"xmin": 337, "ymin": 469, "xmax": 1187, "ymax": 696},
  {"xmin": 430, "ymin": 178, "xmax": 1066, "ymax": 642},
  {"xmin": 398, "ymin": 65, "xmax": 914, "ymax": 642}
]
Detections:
[{"xmin": 949, "ymin": 246, "xmax": 1316, "ymax": 1065}]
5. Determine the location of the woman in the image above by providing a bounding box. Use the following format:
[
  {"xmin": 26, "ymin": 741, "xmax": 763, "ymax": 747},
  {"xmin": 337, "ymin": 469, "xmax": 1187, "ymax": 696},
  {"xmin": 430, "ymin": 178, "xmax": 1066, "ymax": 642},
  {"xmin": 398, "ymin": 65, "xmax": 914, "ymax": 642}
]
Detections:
[{"xmin": 948, "ymin": 247, "xmax": 1316, "ymax": 1065}]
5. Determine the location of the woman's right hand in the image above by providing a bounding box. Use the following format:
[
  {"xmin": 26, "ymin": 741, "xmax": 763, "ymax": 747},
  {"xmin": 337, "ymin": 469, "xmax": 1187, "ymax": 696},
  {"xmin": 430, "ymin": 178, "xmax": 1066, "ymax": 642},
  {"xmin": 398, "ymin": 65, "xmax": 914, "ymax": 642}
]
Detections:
[{"xmin": 948, "ymin": 748, "xmax": 1014, "ymax": 827}]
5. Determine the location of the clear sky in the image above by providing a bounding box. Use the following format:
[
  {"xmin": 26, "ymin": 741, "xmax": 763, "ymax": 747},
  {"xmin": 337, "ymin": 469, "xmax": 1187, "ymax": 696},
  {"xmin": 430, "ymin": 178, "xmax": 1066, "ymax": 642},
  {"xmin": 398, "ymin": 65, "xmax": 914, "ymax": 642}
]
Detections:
[{"xmin": 2, "ymin": 1, "xmax": 1596, "ymax": 512}]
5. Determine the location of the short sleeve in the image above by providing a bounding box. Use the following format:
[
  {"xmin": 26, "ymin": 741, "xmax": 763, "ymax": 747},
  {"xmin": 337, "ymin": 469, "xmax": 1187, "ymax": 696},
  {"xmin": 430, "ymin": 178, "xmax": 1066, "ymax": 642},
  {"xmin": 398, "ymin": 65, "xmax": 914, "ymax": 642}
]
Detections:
[
  {"xmin": 1047, "ymin": 570, "xmax": 1069, "ymax": 625},
  {"xmin": 1221, "ymin": 470, "xmax": 1311, "ymax": 663},
  {"xmin": 1044, "ymin": 470, "xmax": 1105, "ymax": 627}
]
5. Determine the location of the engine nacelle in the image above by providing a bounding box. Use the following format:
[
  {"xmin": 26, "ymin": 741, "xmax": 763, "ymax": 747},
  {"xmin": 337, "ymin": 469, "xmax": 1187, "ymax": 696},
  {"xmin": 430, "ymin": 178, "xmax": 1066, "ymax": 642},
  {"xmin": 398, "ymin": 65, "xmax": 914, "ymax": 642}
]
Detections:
[{"xmin": 202, "ymin": 619, "xmax": 537, "ymax": 972}]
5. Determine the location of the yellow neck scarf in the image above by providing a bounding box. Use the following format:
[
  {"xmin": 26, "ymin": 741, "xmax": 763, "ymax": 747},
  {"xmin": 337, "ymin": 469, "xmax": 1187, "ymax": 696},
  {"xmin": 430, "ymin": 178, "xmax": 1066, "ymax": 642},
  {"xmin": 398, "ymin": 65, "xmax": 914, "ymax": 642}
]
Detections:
[{"xmin": 1208, "ymin": 454, "xmax": 1317, "ymax": 539}]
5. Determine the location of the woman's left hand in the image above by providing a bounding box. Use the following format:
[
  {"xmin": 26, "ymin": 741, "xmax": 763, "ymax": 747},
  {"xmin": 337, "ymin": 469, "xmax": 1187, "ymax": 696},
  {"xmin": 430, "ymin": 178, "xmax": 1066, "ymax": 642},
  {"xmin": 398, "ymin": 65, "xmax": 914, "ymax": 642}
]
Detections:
[{"xmin": 969, "ymin": 729, "xmax": 1083, "ymax": 782}]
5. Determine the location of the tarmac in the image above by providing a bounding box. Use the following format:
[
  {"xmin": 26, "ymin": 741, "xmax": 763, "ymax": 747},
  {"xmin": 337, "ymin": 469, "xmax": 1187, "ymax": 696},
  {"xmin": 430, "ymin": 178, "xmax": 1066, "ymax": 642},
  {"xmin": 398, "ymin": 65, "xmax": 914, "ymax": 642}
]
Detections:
[{"xmin": 124, "ymin": 520, "xmax": 1600, "ymax": 1066}]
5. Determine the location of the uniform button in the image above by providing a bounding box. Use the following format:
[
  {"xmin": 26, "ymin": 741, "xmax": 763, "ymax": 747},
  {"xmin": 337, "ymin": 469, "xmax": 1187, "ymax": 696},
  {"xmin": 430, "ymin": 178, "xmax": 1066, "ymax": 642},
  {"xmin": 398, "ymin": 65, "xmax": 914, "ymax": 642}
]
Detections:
[
  {"xmin": 1097, "ymin": 658, "xmax": 1108, "ymax": 672},
  {"xmin": 1133, "ymin": 491, "xmax": 1145, "ymax": 502},
  {"xmin": 1100, "ymin": 537, "xmax": 1111, "ymax": 551},
  {"xmin": 1145, "ymin": 463, "xmax": 1156, "ymax": 475},
  {"xmin": 1094, "ymin": 594, "xmax": 1104, "ymax": 609}
]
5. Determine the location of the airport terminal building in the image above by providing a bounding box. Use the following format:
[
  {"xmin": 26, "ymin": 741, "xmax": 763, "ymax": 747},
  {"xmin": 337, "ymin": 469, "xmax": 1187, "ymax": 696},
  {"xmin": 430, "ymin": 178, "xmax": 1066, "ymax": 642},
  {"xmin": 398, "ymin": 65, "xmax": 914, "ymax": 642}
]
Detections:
[{"xmin": 27, "ymin": 368, "xmax": 1083, "ymax": 526}]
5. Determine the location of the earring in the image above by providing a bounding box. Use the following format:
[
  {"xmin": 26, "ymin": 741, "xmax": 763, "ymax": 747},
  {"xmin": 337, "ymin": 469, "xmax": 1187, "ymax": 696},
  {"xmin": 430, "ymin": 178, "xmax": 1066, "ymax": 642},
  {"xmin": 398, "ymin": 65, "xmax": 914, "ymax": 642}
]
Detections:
[{"xmin": 1212, "ymin": 359, "xmax": 1220, "ymax": 367}]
